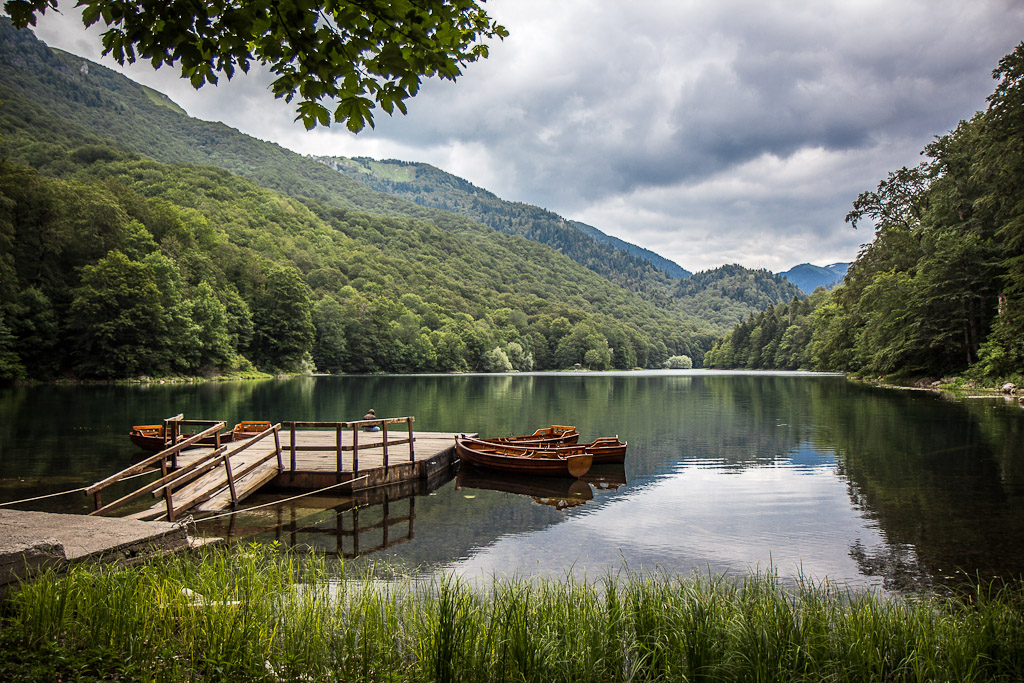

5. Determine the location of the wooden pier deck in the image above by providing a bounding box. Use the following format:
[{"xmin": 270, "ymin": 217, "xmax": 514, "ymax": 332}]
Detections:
[{"xmin": 88, "ymin": 417, "xmax": 465, "ymax": 522}]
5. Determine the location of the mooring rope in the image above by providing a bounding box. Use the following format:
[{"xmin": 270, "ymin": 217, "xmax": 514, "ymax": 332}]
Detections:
[
  {"xmin": 0, "ymin": 466, "xmax": 169, "ymax": 508},
  {"xmin": 195, "ymin": 475, "xmax": 370, "ymax": 522},
  {"xmin": 0, "ymin": 486, "xmax": 89, "ymax": 507}
]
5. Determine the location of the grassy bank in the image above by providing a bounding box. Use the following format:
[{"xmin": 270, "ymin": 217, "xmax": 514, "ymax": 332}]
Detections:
[{"xmin": 2, "ymin": 546, "xmax": 1023, "ymax": 682}]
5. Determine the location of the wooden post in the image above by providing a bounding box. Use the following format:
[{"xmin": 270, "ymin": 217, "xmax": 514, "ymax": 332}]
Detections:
[
  {"xmin": 274, "ymin": 426, "xmax": 283, "ymax": 470},
  {"xmin": 290, "ymin": 423, "xmax": 297, "ymax": 472},
  {"xmin": 224, "ymin": 453, "xmax": 238, "ymax": 507},
  {"xmin": 352, "ymin": 507, "xmax": 360, "ymax": 555},
  {"xmin": 382, "ymin": 421, "xmax": 389, "ymax": 470},
  {"xmin": 168, "ymin": 418, "xmax": 179, "ymax": 469},
  {"xmin": 160, "ymin": 454, "xmax": 173, "ymax": 520},
  {"xmin": 352, "ymin": 426, "xmax": 359, "ymax": 473},
  {"xmin": 407, "ymin": 417, "xmax": 415, "ymax": 461},
  {"xmin": 336, "ymin": 425, "xmax": 343, "ymax": 473},
  {"xmin": 93, "ymin": 491, "xmax": 102, "ymax": 511}
]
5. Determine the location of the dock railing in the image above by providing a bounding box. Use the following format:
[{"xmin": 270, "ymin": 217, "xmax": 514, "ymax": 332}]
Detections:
[
  {"xmin": 85, "ymin": 421, "xmax": 283, "ymax": 522},
  {"xmin": 282, "ymin": 416, "xmax": 415, "ymax": 473}
]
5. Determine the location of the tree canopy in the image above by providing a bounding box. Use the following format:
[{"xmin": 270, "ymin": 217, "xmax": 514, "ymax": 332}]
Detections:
[{"xmin": 4, "ymin": 0, "xmax": 507, "ymax": 130}]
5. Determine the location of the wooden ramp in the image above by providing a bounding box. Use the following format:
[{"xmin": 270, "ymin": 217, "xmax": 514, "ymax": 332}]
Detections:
[
  {"xmin": 126, "ymin": 428, "xmax": 284, "ymax": 521},
  {"xmin": 126, "ymin": 442, "xmax": 282, "ymax": 521},
  {"xmin": 86, "ymin": 421, "xmax": 285, "ymax": 523},
  {"xmin": 87, "ymin": 415, "xmax": 459, "ymax": 524}
]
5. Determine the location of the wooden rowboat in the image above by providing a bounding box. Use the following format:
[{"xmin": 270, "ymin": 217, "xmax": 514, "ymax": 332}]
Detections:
[
  {"xmin": 576, "ymin": 436, "xmax": 628, "ymax": 465},
  {"xmin": 128, "ymin": 420, "xmax": 270, "ymax": 452},
  {"xmin": 455, "ymin": 435, "xmax": 593, "ymax": 478},
  {"xmin": 480, "ymin": 425, "xmax": 580, "ymax": 446},
  {"xmin": 485, "ymin": 436, "xmax": 627, "ymax": 465}
]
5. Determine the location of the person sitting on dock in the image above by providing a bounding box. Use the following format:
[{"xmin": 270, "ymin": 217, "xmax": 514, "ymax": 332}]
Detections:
[{"xmin": 362, "ymin": 408, "xmax": 381, "ymax": 432}]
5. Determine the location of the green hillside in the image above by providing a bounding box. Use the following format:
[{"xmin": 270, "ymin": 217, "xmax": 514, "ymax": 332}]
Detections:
[
  {"xmin": 317, "ymin": 155, "xmax": 692, "ymax": 289},
  {"xmin": 0, "ymin": 21, "xmax": 713, "ymax": 379}
]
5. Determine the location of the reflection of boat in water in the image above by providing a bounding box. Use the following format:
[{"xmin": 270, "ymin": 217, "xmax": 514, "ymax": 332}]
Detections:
[
  {"xmin": 128, "ymin": 420, "xmax": 270, "ymax": 452},
  {"xmin": 457, "ymin": 468, "xmax": 594, "ymax": 509},
  {"xmin": 479, "ymin": 425, "xmax": 580, "ymax": 447},
  {"xmin": 455, "ymin": 435, "xmax": 593, "ymax": 477},
  {"xmin": 580, "ymin": 464, "xmax": 628, "ymax": 493}
]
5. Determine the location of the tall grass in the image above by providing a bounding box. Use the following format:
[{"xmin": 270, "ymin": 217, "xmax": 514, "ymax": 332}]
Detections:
[{"xmin": 3, "ymin": 545, "xmax": 1023, "ymax": 682}]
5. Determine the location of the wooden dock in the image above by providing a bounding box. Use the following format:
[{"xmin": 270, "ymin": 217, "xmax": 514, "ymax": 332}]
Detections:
[{"xmin": 85, "ymin": 416, "xmax": 464, "ymax": 522}]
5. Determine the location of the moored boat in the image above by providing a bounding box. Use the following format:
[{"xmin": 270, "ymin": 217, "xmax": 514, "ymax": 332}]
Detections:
[
  {"xmin": 128, "ymin": 420, "xmax": 270, "ymax": 452},
  {"xmin": 577, "ymin": 436, "xmax": 628, "ymax": 464},
  {"xmin": 455, "ymin": 435, "xmax": 593, "ymax": 477},
  {"xmin": 480, "ymin": 425, "xmax": 580, "ymax": 446}
]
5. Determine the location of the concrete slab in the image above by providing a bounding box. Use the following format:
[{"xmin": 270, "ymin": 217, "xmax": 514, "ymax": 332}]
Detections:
[{"xmin": 0, "ymin": 509, "xmax": 194, "ymax": 594}]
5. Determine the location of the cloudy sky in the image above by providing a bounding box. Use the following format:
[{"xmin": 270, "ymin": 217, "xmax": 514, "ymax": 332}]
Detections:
[{"xmin": 32, "ymin": 1, "xmax": 1024, "ymax": 273}]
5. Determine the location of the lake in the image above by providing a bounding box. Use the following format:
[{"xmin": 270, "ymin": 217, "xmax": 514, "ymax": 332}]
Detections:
[{"xmin": 2, "ymin": 371, "xmax": 1022, "ymax": 591}]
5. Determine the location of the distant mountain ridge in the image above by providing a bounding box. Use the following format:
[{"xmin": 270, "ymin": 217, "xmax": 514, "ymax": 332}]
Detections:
[
  {"xmin": 778, "ymin": 263, "xmax": 849, "ymax": 294},
  {"xmin": 569, "ymin": 220, "xmax": 691, "ymax": 279},
  {"xmin": 314, "ymin": 156, "xmax": 692, "ymax": 290}
]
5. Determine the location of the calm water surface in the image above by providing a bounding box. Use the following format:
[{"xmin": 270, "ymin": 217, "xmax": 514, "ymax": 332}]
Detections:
[{"xmin": 2, "ymin": 371, "xmax": 1022, "ymax": 591}]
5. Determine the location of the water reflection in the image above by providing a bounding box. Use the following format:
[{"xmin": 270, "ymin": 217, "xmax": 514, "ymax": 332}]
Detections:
[
  {"xmin": 457, "ymin": 468, "xmax": 597, "ymax": 510},
  {"xmin": 1, "ymin": 372, "xmax": 1023, "ymax": 591}
]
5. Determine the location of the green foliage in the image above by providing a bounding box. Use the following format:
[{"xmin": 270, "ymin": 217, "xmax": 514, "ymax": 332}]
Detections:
[
  {"xmin": 250, "ymin": 264, "xmax": 315, "ymax": 373},
  {"xmin": 0, "ymin": 22, "xmax": 808, "ymax": 379},
  {"xmin": 69, "ymin": 250, "xmax": 194, "ymax": 377},
  {"xmin": 709, "ymin": 43, "xmax": 1024, "ymax": 380},
  {"xmin": 4, "ymin": 0, "xmax": 506, "ymax": 131},
  {"xmin": 5, "ymin": 548, "xmax": 1024, "ymax": 682},
  {"xmin": 0, "ymin": 307, "xmax": 26, "ymax": 381},
  {"xmin": 665, "ymin": 354, "xmax": 693, "ymax": 369}
]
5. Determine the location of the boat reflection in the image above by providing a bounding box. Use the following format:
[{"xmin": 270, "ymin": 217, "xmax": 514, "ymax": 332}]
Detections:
[
  {"xmin": 456, "ymin": 464, "xmax": 627, "ymax": 510},
  {"xmin": 580, "ymin": 464, "xmax": 628, "ymax": 494}
]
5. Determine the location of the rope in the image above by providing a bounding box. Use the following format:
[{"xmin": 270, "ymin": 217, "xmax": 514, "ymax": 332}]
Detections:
[
  {"xmin": 195, "ymin": 475, "xmax": 370, "ymax": 522},
  {"xmin": 0, "ymin": 466, "xmax": 167, "ymax": 508},
  {"xmin": 0, "ymin": 486, "xmax": 88, "ymax": 507}
]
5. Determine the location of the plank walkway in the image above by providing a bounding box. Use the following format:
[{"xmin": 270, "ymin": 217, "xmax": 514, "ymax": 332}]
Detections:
[{"xmin": 126, "ymin": 430, "xmax": 463, "ymax": 521}]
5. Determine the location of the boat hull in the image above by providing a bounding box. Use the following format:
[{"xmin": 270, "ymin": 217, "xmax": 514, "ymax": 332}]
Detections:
[
  {"xmin": 480, "ymin": 425, "xmax": 580, "ymax": 447},
  {"xmin": 127, "ymin": 421, "xmax": 268, "ymax": 452},
  {"xmin": 455, "ymin": 436, "xmax": 593, "ymax": 477}
]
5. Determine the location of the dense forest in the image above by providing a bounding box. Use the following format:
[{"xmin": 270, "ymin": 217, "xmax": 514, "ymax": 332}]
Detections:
[
  {"xmin": 0, "ymin": 21, "xmax": 806, "ymax": 381},
  {"xmin": 319, "ymin": 155, "xmax": 692, "ymax": 287},
  {"xmin": 705, "ymin": 43, "xmax": 1024, "ymax": 382},
  {"xmin": 320, "ymin": 157, "xmax": 804, "ymax": 332},
  {"xmin": 0, "ymin": 22, "xmax": 705, "ymax": 380}
]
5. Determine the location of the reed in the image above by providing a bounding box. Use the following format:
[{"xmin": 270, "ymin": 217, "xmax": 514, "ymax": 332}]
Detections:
[{"xmin": 3, "ymin": 545, "xmax": 1023, "ymax": 682}]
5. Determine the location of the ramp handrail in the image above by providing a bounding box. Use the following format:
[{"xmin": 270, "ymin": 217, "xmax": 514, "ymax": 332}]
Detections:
[
  {"xmin": 149, "ymin": 422, "xmax": 284, "ymax": 520},
  {"xmin": 90, "ymin": 445, "xmax": 228, "ymax": 518},
  {"xmin": 86, "ymin": 422, "xmax": 226, "ymax": 511}
]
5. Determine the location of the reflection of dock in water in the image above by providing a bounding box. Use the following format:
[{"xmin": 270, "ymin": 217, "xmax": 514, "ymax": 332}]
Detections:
[{"xmin": 202, "ymin": 465, "xmax": 454, "ymax": 557}]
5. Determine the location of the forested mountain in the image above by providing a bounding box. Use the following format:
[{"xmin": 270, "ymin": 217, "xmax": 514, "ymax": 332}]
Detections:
[
  {"xmin": 315, "ymin": 155, "xmax": 692, "ymax": 290},
  {"xmin": 673, "ymin": 265, "xmax": 804, "ymax": 331},
  {"xmin": 0, "ymin": 20, "xmax": 713, "ymax": 380},
  {"xmin": 706, "ymin": 43, "xmax": 1024, "ymax": 382},
  {"xmin": 778, "ymin": 263, "xmax": 849, "ymax": 294}
]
